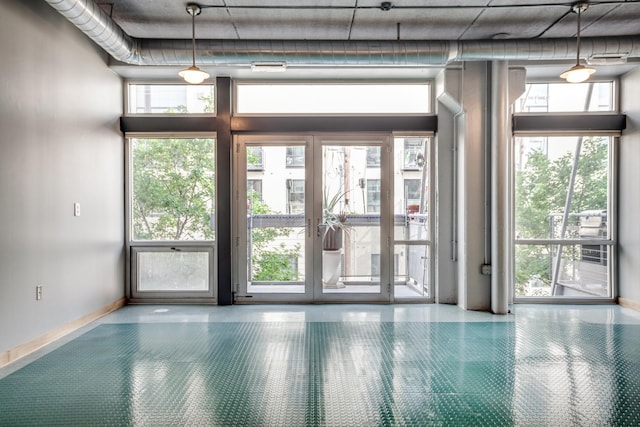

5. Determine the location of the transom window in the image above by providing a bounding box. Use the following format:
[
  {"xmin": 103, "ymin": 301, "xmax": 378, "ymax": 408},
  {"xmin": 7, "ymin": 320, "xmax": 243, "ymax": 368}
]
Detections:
[
  {"xmin": 235, "ymin": 83, "xmax": 431, "ymax": 115},
  {"xmin": 515, "ymin": 82, "xmax": 613, "ymax": 113},
  {"xmin": 127, "ymin": 84, "xmax": 215, "ymax": 115}
]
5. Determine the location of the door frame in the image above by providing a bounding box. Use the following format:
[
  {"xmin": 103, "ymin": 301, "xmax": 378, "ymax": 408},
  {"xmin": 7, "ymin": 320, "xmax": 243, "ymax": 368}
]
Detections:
[
  {"xmin": 311, "ymin": 134, "xmax": 393, "ymax": 303},
  {"xmin": 233, "ymin": 133, "xmax": 393, "ymax": 303},
  {"xmin": 233, "ymin": 135, "xmax": 314, "ymax": 302}
]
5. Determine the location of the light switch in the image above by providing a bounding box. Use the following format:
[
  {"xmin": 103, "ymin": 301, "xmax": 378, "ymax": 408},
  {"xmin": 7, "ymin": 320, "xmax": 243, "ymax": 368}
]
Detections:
[{"xmin": 74, "ymin": 202, "xmax": 81, "ymax": 217}]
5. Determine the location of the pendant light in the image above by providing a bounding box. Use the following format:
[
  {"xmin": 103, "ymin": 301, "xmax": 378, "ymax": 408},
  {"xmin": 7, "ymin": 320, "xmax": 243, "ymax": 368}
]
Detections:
[
  {"xmin": 179, "ymin": 3, "xmax": 210, "ymax": 84},
  {"xmin": 560, "ymin": 2, "xmax": 595, "ymax": 83}
]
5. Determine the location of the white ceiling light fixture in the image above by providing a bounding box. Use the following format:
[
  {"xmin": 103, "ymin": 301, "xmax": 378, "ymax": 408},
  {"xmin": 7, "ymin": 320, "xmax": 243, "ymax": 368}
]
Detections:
[
  {"xmin": 560, "ymin": 2, "xmax": 596, "ymax": 83},
  {"xmin": 179, "ymin": 3, "xmax": 210, "ymax": 84}
]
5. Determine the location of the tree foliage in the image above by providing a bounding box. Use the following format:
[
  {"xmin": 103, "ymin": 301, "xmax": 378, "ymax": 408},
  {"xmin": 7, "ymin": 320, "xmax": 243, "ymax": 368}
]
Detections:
[
  {"xmin": 515, "ymin": 137, "xmax": 608, "ymax": 294},
  {"xmin": 247, "ymin": 189, "xmax": 301, "ymax": 282},
  {"xmin": 133, "ymin": 137, "xmax": 215, "ymax": 240}
]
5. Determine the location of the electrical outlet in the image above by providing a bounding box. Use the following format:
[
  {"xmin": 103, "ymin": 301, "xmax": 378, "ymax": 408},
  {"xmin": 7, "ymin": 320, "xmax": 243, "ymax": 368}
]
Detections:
[
  {"xmin": 74, "ymin": 202, "xmax": 81, "ymax": 217},
  {"xmin": 36, "ymin": 285, "xmax": 43, "ymax": 301}
]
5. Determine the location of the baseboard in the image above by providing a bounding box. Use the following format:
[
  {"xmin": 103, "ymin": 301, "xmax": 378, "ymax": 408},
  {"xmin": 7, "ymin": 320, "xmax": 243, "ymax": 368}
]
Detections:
[
  {"xmin": 0, "ymin": 297, "xmax": 126, "ymax": 369},
  {"xmin": 619, "ymin": 297, "xmax": 640, "ymax": 312}
]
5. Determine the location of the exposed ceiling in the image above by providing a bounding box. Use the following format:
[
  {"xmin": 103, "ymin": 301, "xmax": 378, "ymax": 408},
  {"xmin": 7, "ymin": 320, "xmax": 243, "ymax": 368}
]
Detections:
[
  {"xmin": 59, "ymin": 0, "xmax": 640, "ymax": 79},
  {"xmin": 103, "ymin": 0, "xmax": 640, "ymax": 41}
]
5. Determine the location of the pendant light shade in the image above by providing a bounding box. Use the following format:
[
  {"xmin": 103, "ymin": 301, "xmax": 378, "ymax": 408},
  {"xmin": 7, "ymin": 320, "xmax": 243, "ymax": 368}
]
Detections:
[
  {"xmin": 179, "ymin": 66, "xmax": 210, "ymax": 84},
  {"xmin": 560, "ymin": 64, "xmax": 595, "ymax": 83},
  {"xmin": 179, "ymin": 3, "xmax": 210, "ymax": 84},
  {"xmin": 560, "ymin": 2, "xmax": 595, "ymax": 83}
]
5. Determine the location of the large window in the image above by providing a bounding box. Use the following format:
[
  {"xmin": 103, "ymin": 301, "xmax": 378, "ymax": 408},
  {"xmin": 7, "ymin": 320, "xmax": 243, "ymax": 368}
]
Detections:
[
  {"xmin": 130, "ymin": 137, "xmax": 215, "ymax": 241},
  {"xmin": 515, "ymin": 82, "xmax": 613, "ymax": 113},
  {"xmin": 235, "ymin": 83, "xmax": 431, "ymax": 115},
  {"xmin": 513, "ymin": 80, "xmax": 617, "ymax": 300},
  {"xmin": 514, "ymin": 135, "xmax": 613, "ymax": 298},
  {"xmin": 127, "ymin": 84, "xmax": 215, "ymax": 114},
  {"xmin": 393, "ymin": 136, "xmax": 431, "ymax": 301}
]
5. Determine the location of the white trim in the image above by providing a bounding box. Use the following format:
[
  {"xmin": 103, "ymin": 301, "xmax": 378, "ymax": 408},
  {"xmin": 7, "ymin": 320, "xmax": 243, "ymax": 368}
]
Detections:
[{"xmin": 0, "ymin": 298, "xmax": 125, "ymax": 369}]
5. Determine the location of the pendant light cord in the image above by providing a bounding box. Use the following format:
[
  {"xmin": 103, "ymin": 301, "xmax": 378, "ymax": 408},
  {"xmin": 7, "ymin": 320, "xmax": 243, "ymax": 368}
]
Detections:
[
  {"xmin": 191, "ymin": 9, "xmax": 196, "ymax": 67},
  {"xmin": 576, "ymin": 7, "xmax": 581, "ymax": 65}
]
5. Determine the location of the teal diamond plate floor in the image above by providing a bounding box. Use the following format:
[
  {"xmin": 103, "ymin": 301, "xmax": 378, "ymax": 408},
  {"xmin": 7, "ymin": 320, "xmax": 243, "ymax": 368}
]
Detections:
[{"xmin": 0, "ymin": 305, "xmax": 639, "ymax": 426}]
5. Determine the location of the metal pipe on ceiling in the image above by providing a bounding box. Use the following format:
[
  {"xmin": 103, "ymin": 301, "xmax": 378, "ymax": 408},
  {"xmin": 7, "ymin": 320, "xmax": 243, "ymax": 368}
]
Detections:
[
  {"xmin": 44, "ymin": 0, "xmax": 640, "ymax": 67},
  {"xmin": 44, "ymin": 0, "xmax": 140, "ymax": 63}
]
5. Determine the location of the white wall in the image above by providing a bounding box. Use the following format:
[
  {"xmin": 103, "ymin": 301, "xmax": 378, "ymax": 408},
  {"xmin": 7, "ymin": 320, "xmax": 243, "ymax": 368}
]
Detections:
[
  {"xmin": 619, "ymin": 67, "xmax": 640, "ymax": 304},
  {"xmin": 0, "ymin": 0, "xmax": 124, "ymax": 354},
  {"xmin": 435, "ymin": 65, "xmax": 492, "ymax": 310}
]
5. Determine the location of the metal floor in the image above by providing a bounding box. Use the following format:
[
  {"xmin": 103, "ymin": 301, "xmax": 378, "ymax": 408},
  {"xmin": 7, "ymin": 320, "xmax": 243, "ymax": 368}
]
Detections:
[{"xmin": 1, "ymin": 304, "xmax": 639, "ymax": 426}]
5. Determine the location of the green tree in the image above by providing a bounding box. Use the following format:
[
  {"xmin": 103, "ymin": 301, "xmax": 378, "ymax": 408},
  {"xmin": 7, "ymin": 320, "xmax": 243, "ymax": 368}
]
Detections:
[
  {"xmin": 515, "ymin": 137, "xmax": 608, "ymax": 294},
  {"xmin": 132, "ymin": 137, "xmax": 215, "ymax": 240},
  {"xmin": 247, "ymin": 189, "xmax": 301, "ymax": 281}
]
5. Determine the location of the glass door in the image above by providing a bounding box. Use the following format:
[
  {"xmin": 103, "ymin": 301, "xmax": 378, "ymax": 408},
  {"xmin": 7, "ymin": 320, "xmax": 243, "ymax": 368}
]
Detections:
[
  {"xmin": 234, "ymin": 136, "xmax": 313, "ymax": 302},
  {"xmin": 234, "ymin": 134, "xmax": 392, "ymax": 303},
  {"xmin": 313, "ymin": 136, "xmax": 392, "ymax": 302}
]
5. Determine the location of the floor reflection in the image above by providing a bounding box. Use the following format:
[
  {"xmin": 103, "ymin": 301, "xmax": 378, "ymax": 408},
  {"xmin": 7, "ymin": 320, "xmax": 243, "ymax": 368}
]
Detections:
[{"xmin": 0, "ymin": 305, "xmax": 639, "ymax": 426}]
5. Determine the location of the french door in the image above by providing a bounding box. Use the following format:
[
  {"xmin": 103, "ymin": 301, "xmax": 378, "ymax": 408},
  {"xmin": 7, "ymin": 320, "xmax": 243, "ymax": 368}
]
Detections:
[{"xmin": 234, "ymin": 134, "xmax": 392, "ymax": 302}]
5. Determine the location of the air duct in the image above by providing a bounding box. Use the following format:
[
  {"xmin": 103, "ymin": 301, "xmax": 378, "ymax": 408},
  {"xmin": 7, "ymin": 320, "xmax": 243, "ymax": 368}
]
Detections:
[
  {"xmin": 44, "ymin": 0, "xmax": 140, "ymax": 63},
  {"xmin": 44, "ymin": 0, "xmax": 640, "ymax": 67}
]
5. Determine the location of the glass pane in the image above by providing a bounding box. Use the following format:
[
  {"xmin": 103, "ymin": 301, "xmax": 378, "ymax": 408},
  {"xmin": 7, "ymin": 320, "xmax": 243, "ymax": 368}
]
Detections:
[
  {"xmin": 127, "ymin": 84, "xmax": 214, "ymax": 114},
  {"xmin": 394, "ymin": 244, "xmax": 429, "ymax": 299},
  {"xmin": 137, "ymin": 251, "xmax": 209, "ymax": 291},
  {"xmin": 515, "ymin": 135, "xmax": 612, "ymax": 299},
  {"xmin": 366, "ymin": 147, "xmax": 381, "ymax": 167},
  {"xmin": 236, "ymin": 84, "xmax": 431, "ymax": 114},
  {"xmin": 322, "ymin": 145, "xmax": 381, "ymax": 293},
  {"xmin": 515, "ymin": 244, "xmax": 610, "ymax": 298},
  {"xmin": 131, "ymin": 138, "xmax": 215, "ymax": 241},
  {"xmin": 247, "ymin": 145, "xmax": 306, "ymax": 293},
  {"xmin": 366, "ymin": 179, "xmax": 381, "ymax": 213},
  {"xmin": 247, "ymin": 147, "xmax": 264, "ymax": 170},
  {"xmin": 515, "ymin": 136, "xmax": 609, "ymax": 240},
  {"xmin": 514, "ymin": 82, "xmax": 613, "ymax": 113},
  {"xmin": 286, "ymin": 147, "xmax": 305, "ymax": 167},
  {"xmin": 394, "ymin": 137, "xmax": 429, "ymax": 240}
]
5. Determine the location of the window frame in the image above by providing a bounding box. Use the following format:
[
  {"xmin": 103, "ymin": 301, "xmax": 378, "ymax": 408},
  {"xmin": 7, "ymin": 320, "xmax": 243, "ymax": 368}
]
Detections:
[
  {"xmin": 512, "ymin": 132, "xmax": 618, "ymax": 303},
  {"xmin": 124, "ymin": 80, "xmax": 216, "ymax": 117},
  {"xmin": 514, "ymin": 80, "xmax": 616, "ymax": 114},
  {"xmin": 125, "ymin": 132, "xmax": 218, "ymax": 303},
  {"xmin": 511, "ymin": 77, "xmax": 621, "ymax": 303},
  {"xmin": 232, "ymin": 80, "xmax": 433, "ymax": 117}
]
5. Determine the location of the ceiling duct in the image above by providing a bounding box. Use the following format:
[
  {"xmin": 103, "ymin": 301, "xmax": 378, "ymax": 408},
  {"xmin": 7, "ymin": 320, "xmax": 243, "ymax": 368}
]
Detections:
[
  {"xmin": 44, "ymin": 0, "xmax": 640, "ymax": 67},
  {"xmin": 44, "ymin": 0, "xmax": 140, "ymax": 63}
]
